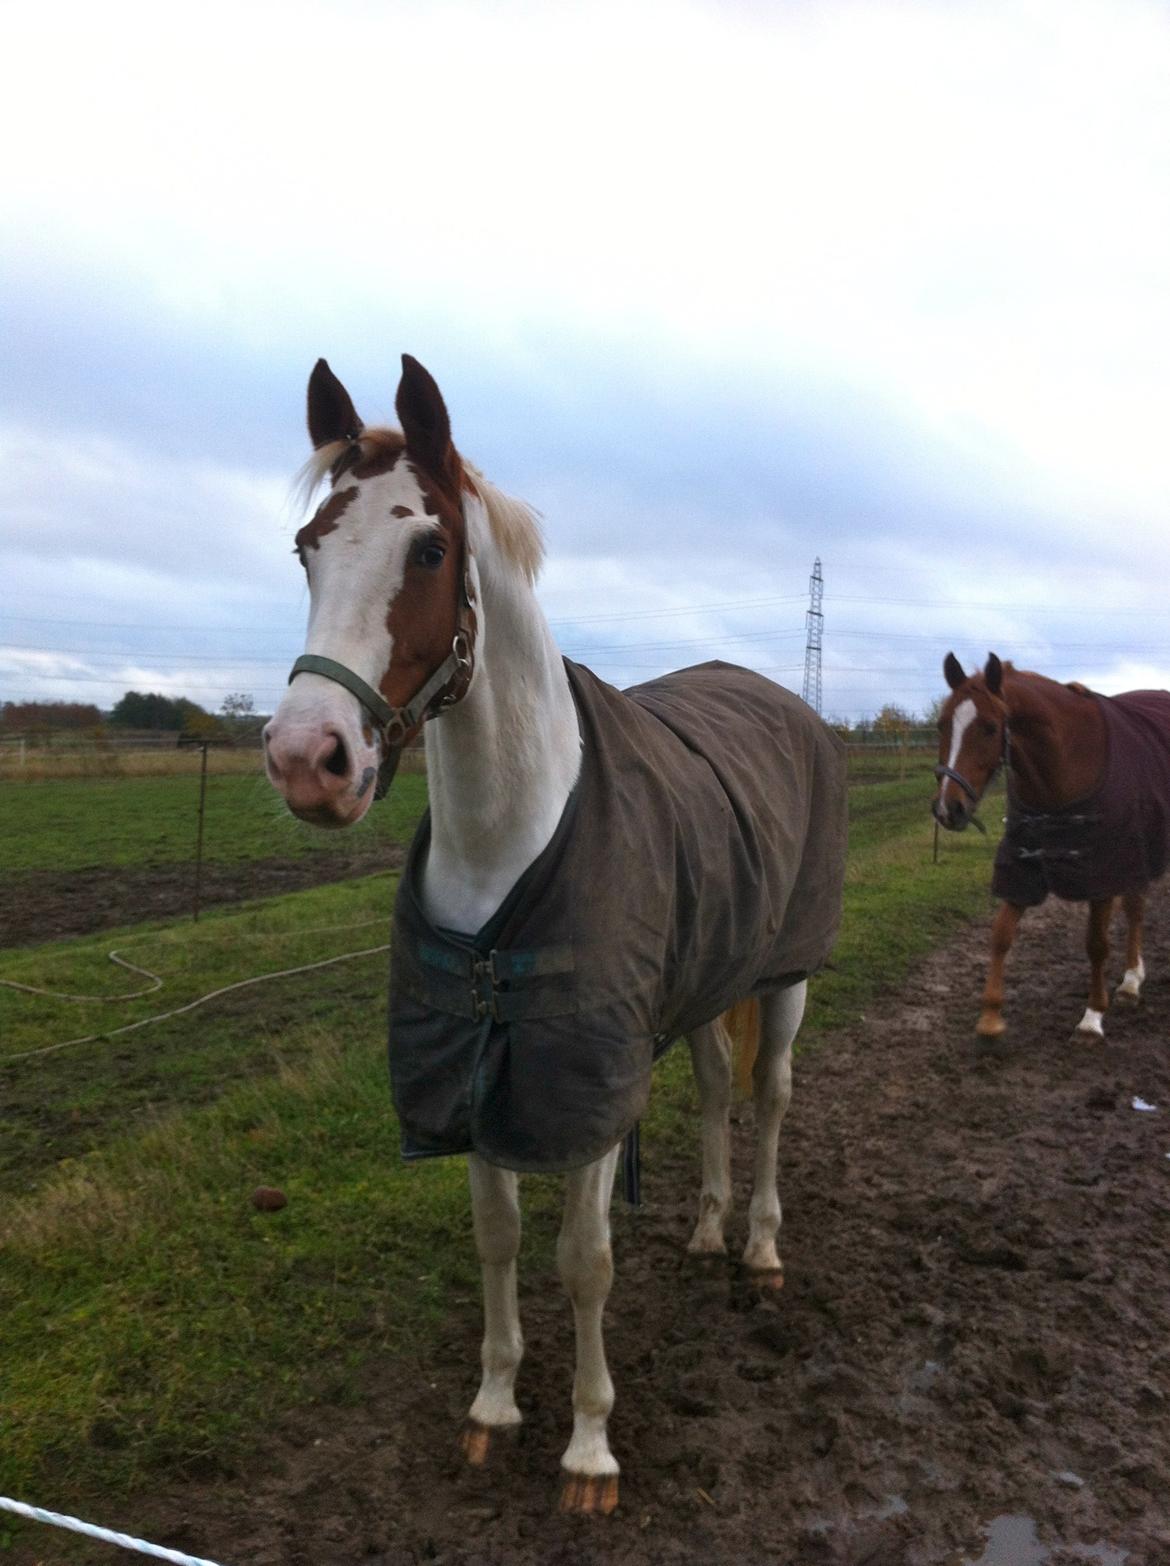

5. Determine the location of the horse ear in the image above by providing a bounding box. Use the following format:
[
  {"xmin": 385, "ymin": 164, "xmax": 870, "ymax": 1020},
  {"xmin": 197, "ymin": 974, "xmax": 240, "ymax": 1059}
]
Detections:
[
  {"xmin": 943, "ymin": 652, "xmax": 966, "ymax": 691},
  {"xmin": 396, "ymin": 354, "xmax": 453, "ymax": 477},
  {"xmin": 307, "ymin": 360, "xmax": 363, "ymax": 450},
  {"xmin": 985, "ymin": 653, "xmax": 1004, "ymax": 696}
]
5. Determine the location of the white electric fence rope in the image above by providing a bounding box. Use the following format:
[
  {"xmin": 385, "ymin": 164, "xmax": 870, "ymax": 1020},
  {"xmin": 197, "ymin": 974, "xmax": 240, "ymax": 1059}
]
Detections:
[
  {"xmin": 0, "ymin": 1496, "xmax": 230, "ymax": 1566},
  {"xmin": 1, "ymin": 944, "xmax": 389, "ymax": 1065},
  {"xmin": 0, "ymin": 951, "xmax": 165, "ymax": 1003},
  {"xmin": 0, "ymin": 915, "xmax": 387, "ymax": 1004}
]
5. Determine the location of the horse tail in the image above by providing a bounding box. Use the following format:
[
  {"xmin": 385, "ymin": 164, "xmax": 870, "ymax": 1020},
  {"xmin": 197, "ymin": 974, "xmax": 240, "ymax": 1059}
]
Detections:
[{"xmin": 722, "ymin": 996, "xmax": 761, "ymax": 1101}]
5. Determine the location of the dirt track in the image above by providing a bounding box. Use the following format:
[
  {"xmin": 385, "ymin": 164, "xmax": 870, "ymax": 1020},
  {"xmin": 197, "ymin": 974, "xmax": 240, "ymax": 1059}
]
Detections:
[
  {"xmin": 27, "ymin": 891, "xmax": 1170, "ymax": 1565},
  {"xmin": 1, "ymin": 852, "xmax": 402, "ymax": 947}
]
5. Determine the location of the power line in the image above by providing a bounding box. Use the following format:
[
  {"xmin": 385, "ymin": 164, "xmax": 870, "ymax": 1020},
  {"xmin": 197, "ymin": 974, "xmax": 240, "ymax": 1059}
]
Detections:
[
  {"xmin": 1, "ymin": 628, "xmax": 810, "ymax": 665},
  {"xmin": 0, "ymin": 593, "xmax": 809, "ymax": 636}
]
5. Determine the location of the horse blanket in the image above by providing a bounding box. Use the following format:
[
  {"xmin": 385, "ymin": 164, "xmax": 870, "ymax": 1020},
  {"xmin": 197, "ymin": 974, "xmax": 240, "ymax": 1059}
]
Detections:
[
  {"xmin": 994, "ymin": 689, "xmax": 1170, "ymax": 907},
  {"xmin": 388, "ymin": 659, "xmax": 847, "ymax": 1173}
]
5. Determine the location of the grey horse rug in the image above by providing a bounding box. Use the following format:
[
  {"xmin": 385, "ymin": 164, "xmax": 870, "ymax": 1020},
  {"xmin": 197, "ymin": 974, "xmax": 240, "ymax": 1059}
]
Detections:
[
  {"xmin": 994, "ymin": 688, "xmax": 1170, "ymax": 907},
  {"xmin": 388, "ymin": 659, "xmax": 847, "ymax": 1173}
]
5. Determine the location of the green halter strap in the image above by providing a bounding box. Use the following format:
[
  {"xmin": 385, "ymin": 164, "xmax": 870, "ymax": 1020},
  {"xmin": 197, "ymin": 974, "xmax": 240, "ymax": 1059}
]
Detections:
[{"xmin": 288, "ymin": 572, "xmax": 476, "ymax": 799}]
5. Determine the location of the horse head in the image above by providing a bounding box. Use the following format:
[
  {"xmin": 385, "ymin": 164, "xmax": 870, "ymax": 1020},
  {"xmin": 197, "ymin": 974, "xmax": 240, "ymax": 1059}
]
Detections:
[
  {"xmin": 932, "ymin": 652, "xmax": 1008, "ymax": 831},
  {"xmin": 264, "ymin": 356, "xmax": 479, "ymax": 827}
]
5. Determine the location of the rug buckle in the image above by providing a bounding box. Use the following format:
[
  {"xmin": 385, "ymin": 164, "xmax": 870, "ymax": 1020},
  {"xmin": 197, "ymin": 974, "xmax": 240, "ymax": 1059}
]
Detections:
[{"xmin": 470, "ymin": 952, "xmax": 505, "ymax": 1023}]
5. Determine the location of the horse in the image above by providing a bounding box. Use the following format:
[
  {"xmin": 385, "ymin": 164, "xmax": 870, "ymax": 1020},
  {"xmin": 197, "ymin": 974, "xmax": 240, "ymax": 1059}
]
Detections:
[
  {"xmin": 933, "ymin": 651, "xmax": 1170, "ymax": 1040},
  {"xmin": 263, "ymin": 354, "xmax": 847, "ymax": 1514}
]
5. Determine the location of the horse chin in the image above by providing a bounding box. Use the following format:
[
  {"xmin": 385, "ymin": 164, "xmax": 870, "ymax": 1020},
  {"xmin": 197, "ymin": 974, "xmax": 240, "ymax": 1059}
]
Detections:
[{"xmin": 287, "ymin": 792, "xmax": 372, "ymax": 831}]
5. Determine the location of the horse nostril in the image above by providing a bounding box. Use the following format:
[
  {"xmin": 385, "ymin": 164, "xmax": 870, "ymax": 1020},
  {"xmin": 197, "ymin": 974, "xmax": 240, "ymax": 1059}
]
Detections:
[{"xmin": 323, "ymin": 734, "xmax": 349, "ymax": 778}]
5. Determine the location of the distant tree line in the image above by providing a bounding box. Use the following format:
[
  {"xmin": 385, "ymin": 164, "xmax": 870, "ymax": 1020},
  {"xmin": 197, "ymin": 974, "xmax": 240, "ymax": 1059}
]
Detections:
[
  {"xmin": 109, "ymin": 691, "xmax": 210, "ymax": 731},
  {"xmin": 825, "ymin": 697, "xmax": 946, "ymax": 743},
  {"xmin": 1, "ymin": 701, "xmax": 104, "ymax": 732},
  {"xmin": 2, "ymin": 692, "xmax": 263, "ymax": 740}
]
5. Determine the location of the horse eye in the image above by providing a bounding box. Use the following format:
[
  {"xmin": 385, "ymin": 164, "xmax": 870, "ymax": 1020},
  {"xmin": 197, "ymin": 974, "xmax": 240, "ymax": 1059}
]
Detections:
[
  {"xmin": 415, "ymin": 541, "xmax": 446, "ymax": 570},
  {"xmin": 981, "ymin": 719, "xmax": 997, "ymax": 736}
]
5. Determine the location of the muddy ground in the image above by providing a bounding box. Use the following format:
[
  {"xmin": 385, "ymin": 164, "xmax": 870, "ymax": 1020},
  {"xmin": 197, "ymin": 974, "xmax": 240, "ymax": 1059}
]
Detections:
[
  {"xmin": 20, "ymin": 891, "xmax": 1170, "ymax": 1565},
  {"xmin": 2, "ymin": 852, "xmax": 402, "ymax": 948}
]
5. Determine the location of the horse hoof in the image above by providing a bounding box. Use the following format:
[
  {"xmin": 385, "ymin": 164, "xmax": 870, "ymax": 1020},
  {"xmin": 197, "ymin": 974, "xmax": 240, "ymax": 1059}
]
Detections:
[
  {"xmin": 686, "ymin": 1233, "xmax": 728, "ymax": 1257},
  {"xmin": 559, "ymin": 1470, "xmax": 619, "ymax": 1516},
  {"xmin": 975, "ymin": 1014, "xmax": 1006, "ymax": 1039},
  {"xmin": 1114, "ymin": 988, "xmax": 1142, "ymax": 1008},
  {"xmin": 459, "ymin": 1419, "xmax": 518, "ymax": 1468},
  {"xmin": 744, "ymin": 1266, "xmax": 785, "ymax": 1293}
]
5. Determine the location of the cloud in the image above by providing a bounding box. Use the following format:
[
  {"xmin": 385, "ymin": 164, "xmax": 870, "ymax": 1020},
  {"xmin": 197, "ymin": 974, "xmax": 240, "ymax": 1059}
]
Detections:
[{"xmin": 2, "ymin": 0, "xmax": 1168, "ymax": 719}]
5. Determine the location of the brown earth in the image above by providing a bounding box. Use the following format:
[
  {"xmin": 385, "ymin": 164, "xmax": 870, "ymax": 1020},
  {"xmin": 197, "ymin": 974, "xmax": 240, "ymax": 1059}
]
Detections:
[
  {"xmin": 1, "ymin": 851, "xmax": 402, "ymax": 948},
  {"xmin": 18, "ymin": 892, "xmax": 1170, "ymax": 1566}
]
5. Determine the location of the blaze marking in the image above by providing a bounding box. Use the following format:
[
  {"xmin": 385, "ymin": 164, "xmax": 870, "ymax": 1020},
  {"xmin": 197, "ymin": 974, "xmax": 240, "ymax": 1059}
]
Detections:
[{"xmin": 945, "ymin": 698, "xmax": 977, "ymax": 787}]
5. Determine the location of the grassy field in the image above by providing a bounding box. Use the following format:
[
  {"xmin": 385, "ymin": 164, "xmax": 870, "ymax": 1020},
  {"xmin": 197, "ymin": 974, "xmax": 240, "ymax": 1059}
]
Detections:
[
  {"xmin": 0, "ymin": 773, "xmax": 1001, "ymax": 1523},
  {"xmin": 0, "ymin": 745, "xmax": 267, "ymax": 781},
  {"xmin": 0, "ymin": 770, "xmax": 428, "ymax": 873}
]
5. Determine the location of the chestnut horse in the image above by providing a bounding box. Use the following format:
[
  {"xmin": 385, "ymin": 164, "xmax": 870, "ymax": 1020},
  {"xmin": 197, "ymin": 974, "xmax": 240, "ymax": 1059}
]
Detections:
[
  {"xmin": 933, "ymin": 652, "xmax": 1170, "ymax": 1040},
  {"xmin": 264, "ymin": 355, "xmax": 845, "ymax": 1513}
]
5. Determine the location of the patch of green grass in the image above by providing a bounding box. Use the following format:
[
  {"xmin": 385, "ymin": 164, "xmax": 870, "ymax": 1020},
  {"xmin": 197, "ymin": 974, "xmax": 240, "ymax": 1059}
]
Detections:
[
  {"xmin": 0, "ymin": 774, "xmax": 1000, "ymax": 1515},
  {"xmin": 0, "ymin": 770, "xmax": 428, "ymax": 872},
  {"xmin": 0, "ymin": 877, "xmax": 403, "ymax": 1196},
  {"xmin": 0, "ymin": 1032, "xmax": 486, "ymax": 1500}
]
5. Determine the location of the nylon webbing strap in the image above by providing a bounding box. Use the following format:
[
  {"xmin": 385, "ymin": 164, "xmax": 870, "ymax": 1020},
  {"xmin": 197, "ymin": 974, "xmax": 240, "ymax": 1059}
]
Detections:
[
  {"xmin": 417, "ymin": 943, "xmax": 576, "ymax": 982},
  {"xmin": 623, "ymin": 1123, "xmax": 642, "ymax": 1207},
  {"xmin": 407, "ymin": 941, "xmax": 579, "ymax": 1023},
  {"xmin": 288, "ymin": 655, "xmax": 396, "ymax": 729}
]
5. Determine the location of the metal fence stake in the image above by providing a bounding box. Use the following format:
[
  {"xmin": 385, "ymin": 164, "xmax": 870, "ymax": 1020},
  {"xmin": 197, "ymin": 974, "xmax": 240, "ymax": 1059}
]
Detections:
[{"xmin": 193, "ymin": 741, "xmax": 209, "ymax": 921}]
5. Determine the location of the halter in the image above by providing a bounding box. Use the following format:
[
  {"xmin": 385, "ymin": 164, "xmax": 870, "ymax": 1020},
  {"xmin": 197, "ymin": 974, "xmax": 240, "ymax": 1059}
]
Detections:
[
  {"xmin": 933, "ymin": 719, "xmax": 1012, "ymax": 836},
  {"xmin": 288, "ymin": 564, "xmax": 477, "ymax": 801}
]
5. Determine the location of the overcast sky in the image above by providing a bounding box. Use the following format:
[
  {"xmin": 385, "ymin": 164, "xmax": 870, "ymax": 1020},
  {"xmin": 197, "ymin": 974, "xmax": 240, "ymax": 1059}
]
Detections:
[{"xmin": 2, "ymin": 0, "xmax": 1168, "ymax": 723}]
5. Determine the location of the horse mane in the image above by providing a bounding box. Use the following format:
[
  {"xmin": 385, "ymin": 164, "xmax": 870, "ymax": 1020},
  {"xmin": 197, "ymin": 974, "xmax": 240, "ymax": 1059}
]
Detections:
[
  {"xmin": 295, "ymin": 431, "xmax": 544, "ymax": 584},
  {"xmin": 462, "ymin": 461, "xmax": 544, "ymax": 585},
  {"xmin": 998, "ymin": 663, "xmax": 1096, "ymax": 700}
]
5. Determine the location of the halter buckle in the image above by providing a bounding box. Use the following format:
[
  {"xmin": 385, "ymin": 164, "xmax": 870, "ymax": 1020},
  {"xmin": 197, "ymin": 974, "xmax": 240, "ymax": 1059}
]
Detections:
[{"xmin": 382, "ymin": 713, "xmax": 409, "ymax": 748}]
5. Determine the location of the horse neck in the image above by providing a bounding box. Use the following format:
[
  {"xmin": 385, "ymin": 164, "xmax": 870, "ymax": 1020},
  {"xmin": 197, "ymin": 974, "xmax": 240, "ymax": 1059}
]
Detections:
[
  {"xmin": 420, "ymin": 530, "xmax": 581, "ymax": 936},
  {"xmin": 1003, "ymin": 672, "xmax": 1106, "ymax": 810}
]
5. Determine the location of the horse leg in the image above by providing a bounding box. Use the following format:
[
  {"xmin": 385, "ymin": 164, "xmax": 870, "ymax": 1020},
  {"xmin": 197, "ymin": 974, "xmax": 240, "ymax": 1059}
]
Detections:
[
  {"xmin": 742, "ymin": 980, "xmax": 805, "ymax": 1286},
  {"xmin": 1115, "ymin": 891, "xmax": 1146, "ymax": 1005},
  {"xmin": 460, "ymin": 1153, "xmax": 523, "ymax": 1466},
  {"xmin": 557, "ymin": 1143, "xmax": 622, "ymax": 1516},
  {"xmin": 1075, "ymin": 896, "xmax": 1115, "ymax": 1039},
  {"xmin": 686, "ymin": 1018, "xmax": 733, "ymax": 1255},
  {"xmin": 976, "ymin": 901, "xmax": 1026, "ymax": 1037}
]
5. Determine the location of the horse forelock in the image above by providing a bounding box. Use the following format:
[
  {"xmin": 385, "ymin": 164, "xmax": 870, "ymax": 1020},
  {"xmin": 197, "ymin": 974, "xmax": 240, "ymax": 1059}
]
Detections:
[{"xmin": 295, "ymin": 428, "xmax": 406, "ymax": 510}]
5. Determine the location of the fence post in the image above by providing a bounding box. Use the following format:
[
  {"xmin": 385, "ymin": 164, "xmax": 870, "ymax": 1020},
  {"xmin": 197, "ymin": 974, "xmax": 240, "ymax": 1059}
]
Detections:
[{"xmin": 193, "ymin": 742, "xmax": 209, "ymax": 922}]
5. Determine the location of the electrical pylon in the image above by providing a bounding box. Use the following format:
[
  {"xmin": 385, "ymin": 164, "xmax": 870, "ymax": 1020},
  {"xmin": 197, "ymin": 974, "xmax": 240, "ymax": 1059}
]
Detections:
[{"xmin": 801, "ymin": 557, "xmax": 824, "ymax": 714}]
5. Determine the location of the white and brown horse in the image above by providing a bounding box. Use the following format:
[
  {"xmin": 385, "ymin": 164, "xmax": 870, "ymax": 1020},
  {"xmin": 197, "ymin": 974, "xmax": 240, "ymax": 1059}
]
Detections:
[
  {"xmin": 933, "ymin": 652, "xmax": 1170, "ymax": 1040},
  {"xmin": 265, "ymin": 355, "xmax": 842, "ymax": 1514}
]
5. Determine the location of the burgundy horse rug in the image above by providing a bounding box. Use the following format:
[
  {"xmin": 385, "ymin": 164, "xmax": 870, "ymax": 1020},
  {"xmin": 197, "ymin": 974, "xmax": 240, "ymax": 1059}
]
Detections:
[
  {"xmin": 994, "ymin": 688, "xmax": 1170, "ymax": 907},
  {"xmin": 388, "ymin": 659, "xmax": 848, "ymax": 1173}
]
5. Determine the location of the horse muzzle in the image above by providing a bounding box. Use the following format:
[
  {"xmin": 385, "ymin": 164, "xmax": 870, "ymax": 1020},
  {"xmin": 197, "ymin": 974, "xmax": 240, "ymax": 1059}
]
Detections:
[
  {"xmin": 932, "ymin": 793, "xmax": 971, "ymax": 832},
  {"xmin": 263, "ymin": 717, "xmax": 375, "ymax": 828}
]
